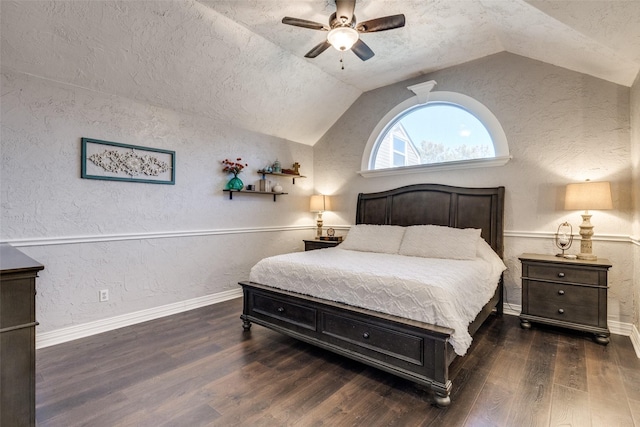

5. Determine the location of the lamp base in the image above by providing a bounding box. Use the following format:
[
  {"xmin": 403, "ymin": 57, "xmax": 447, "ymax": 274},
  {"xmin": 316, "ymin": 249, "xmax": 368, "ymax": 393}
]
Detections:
[
  {"xmin": 577, "ymin": 212, "xmax": 597, "ymax": 261},
  {"xmin": 316, "ymin": 212, "xmax": 323, "ymax": 238}
]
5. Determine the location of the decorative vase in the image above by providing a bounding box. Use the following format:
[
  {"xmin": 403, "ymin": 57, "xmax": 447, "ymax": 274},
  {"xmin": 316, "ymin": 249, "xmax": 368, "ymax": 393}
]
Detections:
[
  {"xmin": 272, "ymin": 182, "xmax": 283, "ymax": 193},
  {"xmin": 227, "ymin": 175, "xmax": 244, "ymax": 190}
]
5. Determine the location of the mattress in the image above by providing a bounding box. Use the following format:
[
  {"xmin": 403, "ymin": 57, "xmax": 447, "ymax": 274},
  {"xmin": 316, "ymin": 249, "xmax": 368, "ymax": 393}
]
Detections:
[{"xmin": 249, "ymin": 247, "xmax": 506, "ymax": 356}]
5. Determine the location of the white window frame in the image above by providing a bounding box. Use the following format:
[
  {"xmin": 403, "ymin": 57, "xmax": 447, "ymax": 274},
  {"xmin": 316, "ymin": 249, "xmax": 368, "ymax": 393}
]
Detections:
[{"xmin": 359, "ymin": 81, "xmax": 511, "ymax": 178}]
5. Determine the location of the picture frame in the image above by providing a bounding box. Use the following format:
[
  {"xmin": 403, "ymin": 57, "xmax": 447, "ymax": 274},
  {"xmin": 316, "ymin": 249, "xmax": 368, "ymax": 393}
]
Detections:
[{"xmin": 81, "ymin": 137, "xmax": 175, "ymax": 185}]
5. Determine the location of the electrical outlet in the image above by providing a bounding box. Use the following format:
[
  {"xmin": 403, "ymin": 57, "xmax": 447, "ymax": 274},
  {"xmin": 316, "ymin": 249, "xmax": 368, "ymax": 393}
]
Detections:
[{"xmin": 99, "ymin": 289, "xmax": 109, "ymax": 302}]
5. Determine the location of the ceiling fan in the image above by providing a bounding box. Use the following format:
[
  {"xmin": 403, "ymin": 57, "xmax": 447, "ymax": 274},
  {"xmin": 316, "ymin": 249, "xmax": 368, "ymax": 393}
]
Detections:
[{"xmin": 282, "ymin": 0, "xmax": 405, "ymax": 61}]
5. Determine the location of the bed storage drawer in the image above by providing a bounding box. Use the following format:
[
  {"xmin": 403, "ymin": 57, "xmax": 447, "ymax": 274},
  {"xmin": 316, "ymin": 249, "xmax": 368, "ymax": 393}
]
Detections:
[
  {"xmin": 250, "ymin": 293, "xmax": 317, "ymax": 331},
  {"xmin": 240, "ymin": 280, "xmax": 457, "ymax": 407},
  {"xmin": 321, "ymin": 312, "xmax": 423, "ymax": 366}
]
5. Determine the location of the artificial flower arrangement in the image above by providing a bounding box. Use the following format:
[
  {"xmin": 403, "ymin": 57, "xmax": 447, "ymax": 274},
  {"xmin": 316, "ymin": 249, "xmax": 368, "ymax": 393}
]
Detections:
[{"xmin": 221, "ymin": 158, "xmax": 248, "ymax": 176}]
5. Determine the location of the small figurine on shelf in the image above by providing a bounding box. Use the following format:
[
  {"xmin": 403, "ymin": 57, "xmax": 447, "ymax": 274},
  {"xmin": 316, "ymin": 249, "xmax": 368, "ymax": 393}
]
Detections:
[
  {"xmin": 292, "ymin": 162, "xmax": 301, "ymax": 175},
  {"xmin": 272, "ymin": 159, "xmax": 281, "ymax": 173}
]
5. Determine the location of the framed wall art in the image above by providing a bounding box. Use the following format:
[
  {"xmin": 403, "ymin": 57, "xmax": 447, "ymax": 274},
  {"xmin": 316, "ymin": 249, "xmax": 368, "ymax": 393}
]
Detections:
[{"xmin": 81, "ymin": 138, "xmax": 175, "ymax": 185}]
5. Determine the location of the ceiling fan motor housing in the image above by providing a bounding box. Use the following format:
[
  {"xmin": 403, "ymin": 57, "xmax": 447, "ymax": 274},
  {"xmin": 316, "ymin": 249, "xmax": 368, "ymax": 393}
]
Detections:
[{"xmin": 330, "ymin": 12, "xmax": 356, "ymax": 29}]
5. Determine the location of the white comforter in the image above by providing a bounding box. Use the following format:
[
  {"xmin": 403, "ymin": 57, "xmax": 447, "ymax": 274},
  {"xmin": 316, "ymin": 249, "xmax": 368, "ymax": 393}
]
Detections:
[{"xmin": 249, "ymin": 247, "xmax": 507, "ymax": 356}]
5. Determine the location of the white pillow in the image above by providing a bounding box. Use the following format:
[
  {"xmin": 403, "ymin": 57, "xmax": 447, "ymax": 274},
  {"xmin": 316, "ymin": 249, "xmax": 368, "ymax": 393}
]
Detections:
[
  {"xmin": 340, "ymin": 224, "xmax": 406, "ymax": 254},
  {"xmin": 398, "ymin": 225, "xmax": 481, "ymax": 260},
  {"xmin": 476, "ymin": 237, "xmax": 507, "ymax": 274}
]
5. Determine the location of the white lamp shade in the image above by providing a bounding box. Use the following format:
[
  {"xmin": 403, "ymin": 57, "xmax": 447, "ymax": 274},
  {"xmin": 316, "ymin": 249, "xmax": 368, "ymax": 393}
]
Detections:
[
  {"xmin": 310, "ymin": 194, "xmax": 332, "ymax": 212},
  {"xmin": 327, "ymin": 27, "xmax": 359, "ymax": 51},
  {"xmin": 565, "ymin": 181, "xmax": 613, "ymax": 211}
]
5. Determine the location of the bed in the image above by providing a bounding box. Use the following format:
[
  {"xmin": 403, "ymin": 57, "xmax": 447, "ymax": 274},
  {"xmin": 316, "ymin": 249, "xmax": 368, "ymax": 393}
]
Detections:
[{"xmin": 239, "ymin": 184, "xmax": 505, "ymax": 407}]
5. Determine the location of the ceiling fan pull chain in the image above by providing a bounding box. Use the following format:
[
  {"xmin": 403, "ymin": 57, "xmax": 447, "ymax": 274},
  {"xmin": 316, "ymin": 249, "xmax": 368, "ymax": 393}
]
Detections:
[{"xmin": 340, "ymin": 52, "xmax": 345, "ymax": 70}]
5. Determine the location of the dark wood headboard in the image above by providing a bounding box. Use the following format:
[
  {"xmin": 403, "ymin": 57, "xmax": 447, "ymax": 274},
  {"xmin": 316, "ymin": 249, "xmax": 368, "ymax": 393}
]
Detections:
[{"xmin": 355, "ymin": 184, "xmax": 505, "ymax": 258}]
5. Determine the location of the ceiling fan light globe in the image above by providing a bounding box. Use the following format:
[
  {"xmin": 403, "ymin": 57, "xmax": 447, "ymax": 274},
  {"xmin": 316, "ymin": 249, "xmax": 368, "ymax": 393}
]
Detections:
[{"xmin": 327, "ymin": 27, "xmax": 359, "ymax": 51}]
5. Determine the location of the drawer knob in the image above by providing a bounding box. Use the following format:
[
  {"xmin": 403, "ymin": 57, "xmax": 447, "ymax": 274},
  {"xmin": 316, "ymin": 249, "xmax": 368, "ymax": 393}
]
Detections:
[
  {"xmin": 558, "ymin": 272, "xmax": 565, "ymax": 278},
  {"xmin": 558, "ymin": 290, "xmax": 565, "ymax": 295},
  {"xmin": 277, "ymin": 307, "xmax": 285, "ymax": 313},
  {"xmin": 558, "ymin": 308, "xmax": 564, "ymax": 314},
  {"xmin": 362, "ymin": 332, "xmax": 370, "ymax": 339}
]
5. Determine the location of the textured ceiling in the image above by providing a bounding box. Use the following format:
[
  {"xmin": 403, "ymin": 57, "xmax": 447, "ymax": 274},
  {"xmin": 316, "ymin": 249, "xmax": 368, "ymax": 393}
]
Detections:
[
  {"xmin": 2, "ymin": 1, "xmax": 639, "ymax": 146},
  {"xmin": 204, "ymin": 0, "xmax": 640, "ymax": 90}
]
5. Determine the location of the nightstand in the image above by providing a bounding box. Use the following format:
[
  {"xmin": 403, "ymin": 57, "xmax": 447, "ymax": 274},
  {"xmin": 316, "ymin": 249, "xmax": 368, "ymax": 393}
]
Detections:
[
  {"xmin": 519, "ymin": 253, "xmax": 611, "ymax": 344},
  {"xmin": 303, "ymin": 239, "xmax": 340, "ymax": 251}
]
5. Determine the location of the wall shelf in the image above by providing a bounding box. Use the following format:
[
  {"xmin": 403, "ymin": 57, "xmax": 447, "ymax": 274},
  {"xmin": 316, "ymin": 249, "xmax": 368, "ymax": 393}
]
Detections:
[
  {"xmin": 223, "ymin": 189, "xmax": 287, "ymax": 202},
  {"xmin": 257, "ymin": 170, "xmax": 306, "ymax": 184}
]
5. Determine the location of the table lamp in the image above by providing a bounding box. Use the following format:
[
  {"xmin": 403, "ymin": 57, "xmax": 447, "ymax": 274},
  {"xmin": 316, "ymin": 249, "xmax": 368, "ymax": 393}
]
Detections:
[
  {"xmin": 310, "ymin": 195, "xmax": 331, "ymax": 238},
  {"xmin": 564, "ymin": 180, "xmax": 612, "ymax": 260}
]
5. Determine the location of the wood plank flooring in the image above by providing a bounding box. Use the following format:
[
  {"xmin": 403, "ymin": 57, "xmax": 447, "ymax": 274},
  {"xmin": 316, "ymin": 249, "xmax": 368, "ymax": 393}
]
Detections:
[{"xmin": 36, "ymin": 297, "xmax": 640, "ymax": 426}]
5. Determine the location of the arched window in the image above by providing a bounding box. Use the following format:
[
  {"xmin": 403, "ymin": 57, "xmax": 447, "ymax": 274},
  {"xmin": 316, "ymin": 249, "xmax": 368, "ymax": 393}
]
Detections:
[{"xmin": 360, "ymin": 81, "xmax": 510, "ymax": 177}]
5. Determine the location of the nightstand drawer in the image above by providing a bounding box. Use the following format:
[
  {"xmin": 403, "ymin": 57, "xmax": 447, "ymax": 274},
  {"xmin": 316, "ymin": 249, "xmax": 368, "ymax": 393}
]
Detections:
[
  {"xmin": 519, "ymin": 253, "xmax": 611, "ymax": 343},
  {"xmin": 527, "ymin": 281, "xmax": 600, "ymax": 325},
  {"xmin": 528, "ymin": 302, "xmax": 599, "ymax": 326},
  {"xmin": 527, "ymin": 264, "xmax": 600, "ymax": 285},
  {"xmin": 527, "ymin": 280, "xmax": 599, "ymax": 307},
  {"xmin": 251, "ymin": 293, "xmax": 317, "ymax": 331}
]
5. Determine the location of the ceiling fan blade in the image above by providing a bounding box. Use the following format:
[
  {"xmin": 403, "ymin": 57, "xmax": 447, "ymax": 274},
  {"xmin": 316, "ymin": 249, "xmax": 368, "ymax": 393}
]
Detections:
[
  {"xmin": 351, "ymin": 39, "xmax": 374, "ymax": 61},
  {"xmin": 356, "ymin": 14, "xmax": 406, "ymax": 33},
  {"xmin": 304, "ymin": 41, "xmax": 332, "ymax": 58},
  {"xmin": 335, "ymin": 0, "xmax": 356, "ymax": 24},
  {"xmin": 282, "ymin": 17, "xmax": 329, "ymax": 31}
]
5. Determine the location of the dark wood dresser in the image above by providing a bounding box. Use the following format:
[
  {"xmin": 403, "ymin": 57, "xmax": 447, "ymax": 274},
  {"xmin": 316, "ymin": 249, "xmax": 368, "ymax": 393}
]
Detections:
[
  {"xmin": 519, "ymin": 253, "xmax": 610, "ymax": 344},
  {"xmin": 1, "ymin": 244, "xmax": 44, "ymax": 427}
]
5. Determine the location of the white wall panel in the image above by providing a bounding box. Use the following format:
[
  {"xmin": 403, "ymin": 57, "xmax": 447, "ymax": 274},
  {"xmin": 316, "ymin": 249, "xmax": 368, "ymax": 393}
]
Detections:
[{"xmin": 1, "ymin": 70, "xmax": 315, "ymax": 332}]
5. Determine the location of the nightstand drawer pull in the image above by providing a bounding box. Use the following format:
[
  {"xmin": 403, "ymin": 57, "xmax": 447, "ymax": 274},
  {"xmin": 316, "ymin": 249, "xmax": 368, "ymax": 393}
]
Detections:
[
  {"xmin": 558, "ymin": 290, "xmax": 565, "ymax": 295},
  {"xmin": 277, "ymin": 307, "xmax": 285, "ymax": 313},
  {"xmin": 558, "ymin": 308, "xmax": 564, "ymax": 314},
  {"xmin": 558, "ymin": 272, "xmax": 565, "ymax": 278},
  {"xmin": 362, "ymin": 332, "xmax": 370, "ymax": 339}
]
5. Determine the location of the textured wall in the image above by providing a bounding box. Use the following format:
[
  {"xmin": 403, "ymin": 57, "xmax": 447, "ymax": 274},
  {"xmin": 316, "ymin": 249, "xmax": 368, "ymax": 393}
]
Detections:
[
  {"xmin": 631, "ymin": 72, "xmax": 640, "ymax": 330},
  {"xmin": 314, "ymin": 52, "xmax": 635, "ymax": 323},
  {"xmin": 0, "ymin": 1, "xmax": 361, "ymax": 146},
  {"xmin": 1, "ymin": 70, "xmax": 315, "ymax": 332}
]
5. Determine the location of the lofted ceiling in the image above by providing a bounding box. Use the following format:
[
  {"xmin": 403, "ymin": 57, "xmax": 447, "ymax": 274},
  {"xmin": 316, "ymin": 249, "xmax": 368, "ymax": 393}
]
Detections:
[{"xmin": 1, "ymin": 1, "xmax": 639, "ymax": 146}]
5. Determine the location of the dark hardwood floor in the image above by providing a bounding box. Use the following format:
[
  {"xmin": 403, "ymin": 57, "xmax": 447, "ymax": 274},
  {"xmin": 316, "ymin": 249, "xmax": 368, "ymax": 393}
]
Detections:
[{"xmin": 36, "ymin": 297, "xmax": 640, "ymax": 426}]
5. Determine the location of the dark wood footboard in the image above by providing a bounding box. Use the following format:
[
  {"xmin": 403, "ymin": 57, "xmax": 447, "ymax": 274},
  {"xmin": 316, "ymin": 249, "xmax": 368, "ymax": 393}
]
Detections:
[
  {"xmin": 240, "ymin": 184, "xmax": 505, "ymax": 407},
  {"xmin": 240, "ymin": 279, "xmax": 503, "ymax": 407}
]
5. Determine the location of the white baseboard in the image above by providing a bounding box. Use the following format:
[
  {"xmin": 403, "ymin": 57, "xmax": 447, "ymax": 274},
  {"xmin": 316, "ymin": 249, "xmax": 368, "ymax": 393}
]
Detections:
[
  {"xmin": 631, "ymin": 325, "xmax": 640, "ymax": 358},
  {"xmin": 36, "ymin": 291, "xmax": 640, "ymax": 360},
  {"xmin": 36, "ymin": 288, "xmax": 243, "ymax": 349},
  {"xmin": 502, "ymin": 303, "xmax": 521, "ymax": 317},
  {"xmin": 609, "ymin": 319, "xmax": 634, "ymax": 336}
]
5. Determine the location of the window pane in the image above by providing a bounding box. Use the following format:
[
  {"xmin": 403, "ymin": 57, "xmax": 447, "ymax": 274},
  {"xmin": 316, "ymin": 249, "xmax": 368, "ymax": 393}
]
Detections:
[
  {"xmin": 393, "ymin": 151, "xmax": 405, "ymax": 167},
  {"xmin": 371, "ymin": 102, "xmax": 495, "ymax": 169},
  {"xmin": 393, "ymin": 136, "xmax": 405, "ymax": 153}
]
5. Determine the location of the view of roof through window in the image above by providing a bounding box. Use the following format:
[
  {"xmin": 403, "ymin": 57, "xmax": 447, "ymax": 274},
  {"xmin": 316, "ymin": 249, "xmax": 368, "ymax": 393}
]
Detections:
[{"xmin": 372, "ymin": 102, "xmax": 495, "ymax": 169}]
